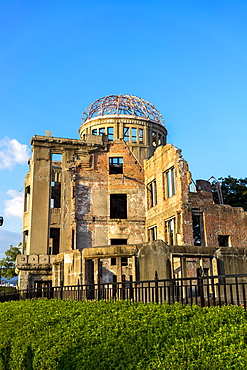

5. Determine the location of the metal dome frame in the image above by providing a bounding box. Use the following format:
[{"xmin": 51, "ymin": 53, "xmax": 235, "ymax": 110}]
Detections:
[{"xmin": 82, "ymin": 94, "xmax": 164, "ymax": 125}]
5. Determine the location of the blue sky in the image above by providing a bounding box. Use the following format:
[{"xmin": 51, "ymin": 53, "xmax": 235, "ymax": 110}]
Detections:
[{"xmin": 1, "ymin": 0, "xmax": 247, "ymax": 254}]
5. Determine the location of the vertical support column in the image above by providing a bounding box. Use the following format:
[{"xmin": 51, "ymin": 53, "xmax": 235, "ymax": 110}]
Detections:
[
  {"xmin": 119, "ymin": 121, "xmax": 124, "ymax": 139},
  {"xmin": 180, "ymin": 257, "xmax": 187, "ymax": 299},
  {"xmin": 29, "ymin": 144, "xmax": 51, "ymax": 255}
]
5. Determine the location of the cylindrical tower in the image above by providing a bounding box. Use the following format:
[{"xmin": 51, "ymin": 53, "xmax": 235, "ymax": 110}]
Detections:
[{"xmin": 79, "ymin": 94, "xmax": 167, "ymax": 162}]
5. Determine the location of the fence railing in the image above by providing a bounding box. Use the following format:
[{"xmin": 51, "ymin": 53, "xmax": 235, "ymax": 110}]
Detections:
[{"xmin": 1, "ymin": 273, "xmax": 247, "ymax": 308}]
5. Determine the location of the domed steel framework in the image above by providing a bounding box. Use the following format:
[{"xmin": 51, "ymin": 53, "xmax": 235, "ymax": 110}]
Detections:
[{"xmin": 82, "ymin": 94, "xmax": 164, "ymax": 125}]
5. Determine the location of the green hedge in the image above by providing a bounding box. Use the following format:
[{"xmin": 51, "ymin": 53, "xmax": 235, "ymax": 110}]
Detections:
[{"xmin": 0, "ymin": 300, "xmax": 247, "ymax": 369}]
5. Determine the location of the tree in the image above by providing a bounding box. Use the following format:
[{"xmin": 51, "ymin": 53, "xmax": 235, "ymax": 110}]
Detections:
[
  {"xmin": 212, "ymin": 176, "xmax": 247, "ymax": 211},
  {"xmin": 0, "ymin": 244, "xmax": 21, "ymax": 279}
]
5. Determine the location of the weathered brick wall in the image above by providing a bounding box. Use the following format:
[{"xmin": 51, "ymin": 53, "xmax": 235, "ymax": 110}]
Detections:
[
  {"xmin": 73, "ymin": 139, "xmax": 146, "ymax": 249},
  {"xmin": 144, "ymin": 144, "xmax": 191, "ymax": 244},
  {"xmin": 144, "ymin": 142, "xmax": 247, "ymax": 268}
]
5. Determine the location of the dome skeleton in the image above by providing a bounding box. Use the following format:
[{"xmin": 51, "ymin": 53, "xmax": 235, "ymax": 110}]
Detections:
[{"xmin": 82, "ymin": 94, "xmax": 164, "ymax": 125}]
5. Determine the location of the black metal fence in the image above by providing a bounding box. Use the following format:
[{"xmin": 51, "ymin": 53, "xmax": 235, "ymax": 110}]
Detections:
[{"xmin": 1, "ymin": 273, "xmax": 247, "ymax": 308}]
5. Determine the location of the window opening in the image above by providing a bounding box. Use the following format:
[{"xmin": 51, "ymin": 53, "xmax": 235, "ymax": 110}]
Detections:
[
  {"xmin": 99, "ymin": 128, "xmax": 105, "ymax": 136},
  {"xmin": 52, "ymin": 153, "xmax": 62, "ymax": 162},
  {"xmin": 124, "ymin": 127, "xmax": 130, "ymax": 141},
  {"xmin": 110, "ymin": 239, "xmax": 127, "ymax": 245},
  {"xmin": 152, "ymin": 131, "xmax": 157, "ymax": 147},
  {"xmin": 192, "ymin": 211, "xmax": 204, "ymax": 246},
  {"xmin": 72, "ymin": 229, "xmax": 75, "ymax": 250},
  {"xmin": 24, "ymin": 186, "xmax": 30, "ymax": 212},
  {"xmin": 111, "ymin": 258, "xmax": 116, "ymax": 265},
  {"xmin": 51, "ymin": 181, "xmax": 61, "ymax": 208},
  {"xmin": 49, "ymin": 228, "xmax": 60, "ymax": 255},
  {"xmin": 165, "ymin": 167, "xmax": 176, "ymax": 198},
  {"xmin": 110, "ymin": 194, "xmax": 127, "ymax": 219},
  {"xmin": 218, "ymin": 235, "xmax": 230, "ymax": 247},
  {"xmin": 148, "ymin": 180, "xmax": 157, "ymax": 208},
  {"xmin": 132, "ymin": 128, "xmax": 137, "ymax": 142},
  {"xmin": 138, "ymin": 128, "xmax": 144, "ymax": 143},
  {"xmin": 158, "ymin": 133, "xmax": 162, "ymax": 146},
  {"xmin": 107, "ymin": 127, "xmax": 114, "ymax": 141},
  {"xmin": 121, "ymin": 257, "xmax": 128, "ymax": 266},
  {"xmin": 148, "ymin": 226, "xmax": 157, "ymax": 241},
  {"xmin": 92, "ymin": 129, "xmax": 97, "ymax": 135},
  {"xmin": 23, "ymin": 230, "xmax": 28, "ymax": 254},
  {"xmin": 165, "ymin": 218, "xmax": 176, "ymax": 245},
  {"xmin": 109, "ymin": 157, "xmax": 123, "ymax": 174}
]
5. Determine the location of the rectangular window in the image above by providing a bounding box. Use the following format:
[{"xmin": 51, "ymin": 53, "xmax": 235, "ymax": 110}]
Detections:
[
  {"xmin": 132, "ymin": 128, "xmax": 137, "ymax": 142},
  {"xmin": 152, "ymin": 131, "xmax": 157, "ymax": 147},
  {"xmin": 148, "ymin": 226, "xmax": 157, "ymax": 241},
  {"xmin": 111, "ymin": 239, "xmax": 127, "ymax": 245},
  {"xmin": 158, "ymin": 133, "xmax": 162, "ymax": 146},
  {"xmin": 107, "ymin": 127, "xmax": 114, "ymax": 141},
  {"xmin": 111, "ymin": 257, "xmax": 116, "ymax": 265},
  {"xmin": 99, "ymin": 128, "xmax": 105, "ymax": 136},
  {"xmin": 24, "ymin": 186, "xmax": 30, "ymax": 212},
  {"xmin": 138, "ymin": 128, "xmax": 144, "ymax": 143},
  {"xmin": 148, "ymin": 180, "xmax": 157, "ymax": 208},
  {"xmin": 218, "ymin": 235, "xmax": 230, "ymax": 247},
  {"xmin": 51, "ymin": 182, "xmax": 61, "ymax": 208},
  {"xmin": 165, "ymin": 167, "xmax": 176, "ymax": 198},
  {"xmin": 165, "ymin": 218, "xmax": 176, "ymax": 245},
  {"xmin": 124, "ymin": 127, "xmax": 130, "ymax": 141},
  {"xmin": 49, "ymin": 228, "xmax": 60, "ymax": 255},
  {"xmin": 92, "ymin": 129, "xmax": 97, "ymax": 135},
  {"xmin": 109, "ymin": 157, "xmax": 123, "ymax": 174},
  {"xmin": 121, "ymin": 257, "xmax": 128, "ymax": 266},
  {"xmin": 110, "ymin": 194, "xmax": 127, "ymax": 219},
  {"xmin": 192, "ymin": 211, "xmax": 204, "ymax": 246}
]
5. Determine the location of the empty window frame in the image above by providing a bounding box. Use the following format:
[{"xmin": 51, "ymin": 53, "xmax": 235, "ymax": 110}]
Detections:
[
  {"xmin": 110, "ymin": 194, "xmax": 127, "ymax": 219},
  {"xmin": 124, "ymin": 126, "xmax": 130, "ymax": 141},
  {"xmin": 218, "ymin": 235, "xmax": 230, "ymax": 247},
  {"xmin": 192, "ymin": 211, "xmax": 204, "ymax": 246},
  {"xmin": 132, "ymin": 128, "xmax": 137, "ymax": 142},
  {"xmin": 148, "ymin": 226, "xmax": 157, "ymax": 241},
  {"xmin": 51, "ymin": 181, "xmax": 61, "ymax": 208},
  {"xmin": 148, "ymin": 180, "xmax": 157, "ymax": 208},
  {"xmin": 157, "ymin": 133, "xmax": 162, "ymax": 146},
  {"xmin": 49, "ymin": 228, "xmax": 60, "ymax": 255},
  {"xmin": 99, "ymin": 128, "xmax": 105, "ymax": 136},
  {"xmin": 165, "ymin": 218, "xmax": 176, "ymax": 245},
  {"xmin": 152, "ymin": 131, "xmax": 157, "ymax": 147},
  {"xmin": 52, "ymin": 153, "xmax": 62, "ymax": 162},
  {"xmin": 107, "ymin": 127, "xmax": 114, "ymax": 141},
  {"xmin": 92, "ymin": 129, "xmax": 97, "ymax": 135},
  {"xmin": 24, "ymin": 186, "xmax": 30, "ymax": 212},
  {"xmin": 110, "ymin": 239, "xmax": 127, "ymax": 245},
  {"xmin": 138, "ymin": 128, "xmax": 144, "ymax": 143},
  {"xmin": 121, "ymin": 257, "xmax": 128, "ymax": 266},
  {"xmin": 164, "ymin": 167, "xmax": 176, "ymax": 198},
  {"xmin": 109, "ymin": 157, "xmax": 123, "ymax": 174}
]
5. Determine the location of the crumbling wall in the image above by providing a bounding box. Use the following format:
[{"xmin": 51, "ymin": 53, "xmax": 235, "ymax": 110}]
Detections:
[{"xmin": 74, "ymin": 140, "xmax": 146, "ymax": 249}]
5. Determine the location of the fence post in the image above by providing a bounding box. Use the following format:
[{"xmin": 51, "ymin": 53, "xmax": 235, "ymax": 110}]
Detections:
[
  {"xmin": 77, "ymin": 279, "xmax": 80, "ymax": 301},
  {"xmin": 155, "ymin": 271, "xmax": 159, "ymax": 303},
  {"xmin": 129, "ymin": 275, "xmax": 134, "ymax": 302},
  {"xmin": 60, "ymin": 282, "xmax": 63, "ymax": 300}
]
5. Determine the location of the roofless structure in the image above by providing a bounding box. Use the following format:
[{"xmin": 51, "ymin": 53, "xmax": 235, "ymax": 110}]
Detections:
[{"xmin": 79, "ymin": 94, "xmax": 167, "ymax": 162}]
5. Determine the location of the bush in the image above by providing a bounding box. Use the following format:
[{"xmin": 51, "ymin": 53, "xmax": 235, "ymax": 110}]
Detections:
[{"xmin": 0, "ymin": 300, "xmax": 246, "ymax": 369}]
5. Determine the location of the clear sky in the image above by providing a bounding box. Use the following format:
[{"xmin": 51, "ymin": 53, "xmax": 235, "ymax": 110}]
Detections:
[{"xmin": 1, "ymin": 0, "xmax": 247, "ymax": 255}]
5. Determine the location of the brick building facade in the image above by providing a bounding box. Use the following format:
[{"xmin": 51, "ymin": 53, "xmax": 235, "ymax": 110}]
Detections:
[{"xmin": 16, "ymin": 95, "xmax": 247, "ymax": 289}]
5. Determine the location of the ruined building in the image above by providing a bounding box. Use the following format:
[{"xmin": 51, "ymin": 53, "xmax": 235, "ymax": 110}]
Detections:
[{"xmin": 16, "ymin": 95, "xmax": 247, "ymax": 289}]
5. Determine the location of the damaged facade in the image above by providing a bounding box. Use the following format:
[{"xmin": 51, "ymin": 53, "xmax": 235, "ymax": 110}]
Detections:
[{"xmin": 16, "ymin": 95, "xmax": 247, "ymax": 289}]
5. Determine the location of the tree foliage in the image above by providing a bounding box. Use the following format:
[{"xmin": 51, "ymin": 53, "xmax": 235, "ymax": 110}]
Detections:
[
  {"xmin": 0, "ymin": 244, "xmax": 21, "ymax": 278},
  {"xmin": 212, "ymin": 176, "xmax": 247, "ymax": 210}
]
